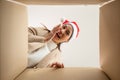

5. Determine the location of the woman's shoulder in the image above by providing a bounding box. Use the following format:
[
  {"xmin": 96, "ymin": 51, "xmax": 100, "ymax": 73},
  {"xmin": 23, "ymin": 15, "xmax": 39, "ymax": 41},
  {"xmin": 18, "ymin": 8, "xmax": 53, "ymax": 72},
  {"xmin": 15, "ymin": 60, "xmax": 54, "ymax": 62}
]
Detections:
[{"xmin": 28, "ymin": 26, "xmax": 50, "ymax": 36}]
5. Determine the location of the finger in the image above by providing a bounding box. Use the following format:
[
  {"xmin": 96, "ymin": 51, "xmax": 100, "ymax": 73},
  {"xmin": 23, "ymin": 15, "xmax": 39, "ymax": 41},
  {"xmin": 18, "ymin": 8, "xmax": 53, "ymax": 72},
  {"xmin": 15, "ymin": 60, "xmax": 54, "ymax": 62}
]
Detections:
[
  {"xmin": 53, "ymin": 65, "xmax": 57, "ymax": 68},
  {"xmin": 61, "ymin": 63, "xmax": 64, "ymax": 68},
  {"xmin": 51, "ymin": 62, "xmax": 64, "ymax": 68},
  {"xmin": 51, "ymin": 62, "xmax": 57, "ymax": 67},
  {"xmin": 56, "ymin": 24, "xmax": 61, "ymax": 27},
  {"xmin": 55, "ymin": 62, "xmax": 64, "ymax": 68},
  {"xmin": 57, "ymin": 63, "xmax": 62, "ymax": 68}
]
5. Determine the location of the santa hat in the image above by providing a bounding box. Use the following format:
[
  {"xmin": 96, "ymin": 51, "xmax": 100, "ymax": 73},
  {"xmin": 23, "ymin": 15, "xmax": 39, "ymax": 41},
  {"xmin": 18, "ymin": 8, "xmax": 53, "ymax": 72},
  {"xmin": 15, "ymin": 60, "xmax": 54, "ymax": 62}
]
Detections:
[{"xmin": 61, "ymin": 18, "xmax": 80, "ymax": 41}]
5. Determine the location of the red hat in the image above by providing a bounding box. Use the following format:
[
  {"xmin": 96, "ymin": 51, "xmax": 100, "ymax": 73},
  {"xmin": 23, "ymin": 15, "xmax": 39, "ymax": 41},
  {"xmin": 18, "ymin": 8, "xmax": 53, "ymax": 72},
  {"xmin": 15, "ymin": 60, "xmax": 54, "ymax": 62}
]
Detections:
[{"xmin": 61, "ymin": 18, "xmax": 80, "ymax": 41}]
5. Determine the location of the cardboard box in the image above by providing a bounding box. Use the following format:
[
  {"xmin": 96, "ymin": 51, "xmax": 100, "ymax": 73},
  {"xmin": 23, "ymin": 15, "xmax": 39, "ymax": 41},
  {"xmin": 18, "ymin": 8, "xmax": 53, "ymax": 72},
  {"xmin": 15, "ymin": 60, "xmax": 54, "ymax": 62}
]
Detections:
[{"xmin": 0, "ymin": 0, "xmax": 120, "ymax": 80}]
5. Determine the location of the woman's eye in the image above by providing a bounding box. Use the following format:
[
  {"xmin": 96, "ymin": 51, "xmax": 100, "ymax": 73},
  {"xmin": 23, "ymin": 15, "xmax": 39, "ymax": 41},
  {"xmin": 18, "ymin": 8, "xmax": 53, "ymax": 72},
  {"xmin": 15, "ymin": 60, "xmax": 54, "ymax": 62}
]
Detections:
[
  {"xmin": 63, "ymin": 26, "xmax": 66, "ymax": 29},
  {"xmin": 66, "ymin": 30, "xmax": 70, "ymax": 35}
]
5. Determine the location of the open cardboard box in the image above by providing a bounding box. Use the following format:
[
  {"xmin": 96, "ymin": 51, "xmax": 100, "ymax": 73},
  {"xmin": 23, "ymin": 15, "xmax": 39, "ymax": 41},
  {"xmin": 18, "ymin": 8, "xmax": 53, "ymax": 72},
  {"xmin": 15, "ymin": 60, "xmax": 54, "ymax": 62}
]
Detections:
[{"xmin": 0, "ymin": 0, "xmax": 120, "ymax": 80}]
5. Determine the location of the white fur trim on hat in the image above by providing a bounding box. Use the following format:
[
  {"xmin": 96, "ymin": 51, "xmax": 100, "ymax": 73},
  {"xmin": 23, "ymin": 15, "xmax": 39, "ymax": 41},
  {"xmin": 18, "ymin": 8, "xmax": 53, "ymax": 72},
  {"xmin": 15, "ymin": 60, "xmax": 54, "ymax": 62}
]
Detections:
[{"xmin": 69, "ymin": 22, "xmax": 78, "ymax": 41}]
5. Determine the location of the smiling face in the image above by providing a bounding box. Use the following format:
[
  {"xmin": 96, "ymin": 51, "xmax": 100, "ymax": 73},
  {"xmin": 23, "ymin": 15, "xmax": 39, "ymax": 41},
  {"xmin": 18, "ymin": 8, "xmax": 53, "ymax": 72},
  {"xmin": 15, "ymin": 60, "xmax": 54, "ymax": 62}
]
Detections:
[{"xmin": 52, "ymin": 24, "xmax": 73, "ymax": 44}]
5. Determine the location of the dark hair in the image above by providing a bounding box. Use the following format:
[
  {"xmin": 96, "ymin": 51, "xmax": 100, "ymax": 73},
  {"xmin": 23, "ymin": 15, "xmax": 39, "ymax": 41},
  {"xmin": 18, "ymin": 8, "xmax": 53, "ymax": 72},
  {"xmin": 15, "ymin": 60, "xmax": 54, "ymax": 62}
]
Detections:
[
  {"xmin": 68, "ymin": 24, "xmax": 74, "ymax": 41},
  {"xmin": 57, "ymin": 43, "xmax": 62, "ymax": 51}
]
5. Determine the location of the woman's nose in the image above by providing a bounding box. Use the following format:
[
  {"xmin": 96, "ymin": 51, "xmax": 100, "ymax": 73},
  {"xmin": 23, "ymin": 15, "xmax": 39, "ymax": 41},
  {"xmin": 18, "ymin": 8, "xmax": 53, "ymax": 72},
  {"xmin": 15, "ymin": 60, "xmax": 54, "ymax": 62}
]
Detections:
[
  {"xmin": 59, "ymin": 30, "xmax": 62, "ymax": 34},
  {"xmin": 59, "ymin": 27, "xmax": 65, "ymax": 34},
  {"xmin": 59, "ymin": 27, "xmax": 62, "ymax": 31}
]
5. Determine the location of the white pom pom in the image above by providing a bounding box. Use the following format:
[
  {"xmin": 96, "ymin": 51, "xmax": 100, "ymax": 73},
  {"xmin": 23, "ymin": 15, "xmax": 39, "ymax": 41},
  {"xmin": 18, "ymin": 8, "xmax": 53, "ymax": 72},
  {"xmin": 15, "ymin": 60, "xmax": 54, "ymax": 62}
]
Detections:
[{"xmin": 60, "ymin": 17, "xmax": 66, "ymax": 23}]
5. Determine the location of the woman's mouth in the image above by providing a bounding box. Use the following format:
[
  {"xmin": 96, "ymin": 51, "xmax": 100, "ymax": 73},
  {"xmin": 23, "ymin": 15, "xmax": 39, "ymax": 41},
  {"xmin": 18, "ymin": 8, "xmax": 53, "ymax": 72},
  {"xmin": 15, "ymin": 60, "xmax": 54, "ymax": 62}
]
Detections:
[{"xmin": 56, "ymin": 33, "xmax": 60, "ymax": 39}]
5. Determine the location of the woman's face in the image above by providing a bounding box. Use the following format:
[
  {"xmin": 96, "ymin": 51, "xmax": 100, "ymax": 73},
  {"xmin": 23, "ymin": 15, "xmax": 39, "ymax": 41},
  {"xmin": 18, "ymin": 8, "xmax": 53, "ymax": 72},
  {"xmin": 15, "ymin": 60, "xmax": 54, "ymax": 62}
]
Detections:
[{"xmin": 53, "ymin": 24, "xmax": 73, "ymax": 44}]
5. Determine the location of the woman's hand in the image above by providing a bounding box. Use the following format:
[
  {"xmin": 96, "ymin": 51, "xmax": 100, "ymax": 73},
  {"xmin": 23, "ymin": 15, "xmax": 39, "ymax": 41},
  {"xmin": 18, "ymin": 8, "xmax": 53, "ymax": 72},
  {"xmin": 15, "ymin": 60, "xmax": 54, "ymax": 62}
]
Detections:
[
  {"xmin": 52, "ymin": 24, "xmax": 61, "ymax": 34},
  {"xmin": 44, "ymin": 24, "xmax": 61, "ymax": 42},
  {"xmin": 50, "ymin": 62, "xmax": 64, "ymax": 68}
]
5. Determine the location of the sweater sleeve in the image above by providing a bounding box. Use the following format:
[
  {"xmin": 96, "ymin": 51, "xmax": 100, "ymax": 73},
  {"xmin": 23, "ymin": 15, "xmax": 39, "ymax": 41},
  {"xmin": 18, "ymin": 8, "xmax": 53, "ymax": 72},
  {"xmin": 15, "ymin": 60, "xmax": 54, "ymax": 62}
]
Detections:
[
  {"xmin": 28, "ymin": 27, "xmax": 49, "ymax": 43},
  {"xmin": 28, "ymin": 32, "xmax": 45, "ymax": 43},
  {"xmin": 36, "ymin": 48, "xmax": 62, "ymax": 68},
  {"xmin": 28, "ymin": 26, "xmax": 49, "ymax": 53}
]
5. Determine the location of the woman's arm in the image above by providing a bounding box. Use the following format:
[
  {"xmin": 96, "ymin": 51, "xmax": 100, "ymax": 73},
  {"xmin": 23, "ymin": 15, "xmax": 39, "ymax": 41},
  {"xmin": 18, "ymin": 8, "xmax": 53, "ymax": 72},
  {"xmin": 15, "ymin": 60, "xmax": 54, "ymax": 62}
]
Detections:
[
  {"xmin": 28, "ymin": 24, "xmax": 60, "ymax": 43},
  {"xmin": 49, "ymin": 48, "xmax": 64, "ymax": 68},
  {"xmin": 28, "ymin": 33, "xmax": 45, "ymax": 43}
]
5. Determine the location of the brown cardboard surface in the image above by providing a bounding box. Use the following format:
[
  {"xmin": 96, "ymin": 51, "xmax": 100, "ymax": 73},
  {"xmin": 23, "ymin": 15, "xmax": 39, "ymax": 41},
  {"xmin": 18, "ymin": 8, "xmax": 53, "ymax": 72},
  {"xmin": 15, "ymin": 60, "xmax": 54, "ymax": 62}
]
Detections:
[
  {"xmin": 0, "ymin": 0, "xmax": 28, "ymax": 80},
  {"xmin": 15, "ymin": 68, "xmax": 109, "ymax": 80},
  {"xmin": 100, "ymin": 0, "xmax": 120, "ymax": 80},
  {"xmin": 15, "ymin": 0, "xmax": 110, "ymax": 5}
]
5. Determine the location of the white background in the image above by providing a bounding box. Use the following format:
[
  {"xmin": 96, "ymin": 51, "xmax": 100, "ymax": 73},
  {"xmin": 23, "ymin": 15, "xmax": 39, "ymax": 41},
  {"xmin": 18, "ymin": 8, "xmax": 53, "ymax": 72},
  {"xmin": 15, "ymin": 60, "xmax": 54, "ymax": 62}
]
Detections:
[{"xmin": 28, "ymin": 5, "xmax": 100, "ymax": 67}]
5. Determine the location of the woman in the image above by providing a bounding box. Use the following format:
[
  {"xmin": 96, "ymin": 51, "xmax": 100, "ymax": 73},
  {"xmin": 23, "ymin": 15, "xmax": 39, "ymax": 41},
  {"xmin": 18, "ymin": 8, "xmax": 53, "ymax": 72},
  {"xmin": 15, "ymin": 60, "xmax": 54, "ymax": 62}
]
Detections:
[{"xmin": 28, "ymin": 19, "xmax": 80, "ymax": 68}]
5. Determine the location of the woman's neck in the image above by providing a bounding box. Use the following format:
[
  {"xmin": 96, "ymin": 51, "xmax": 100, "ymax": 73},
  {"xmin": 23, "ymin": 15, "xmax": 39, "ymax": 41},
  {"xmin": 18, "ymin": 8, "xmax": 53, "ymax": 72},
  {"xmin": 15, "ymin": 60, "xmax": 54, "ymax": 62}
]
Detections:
[{"xmin": 52, "ymin": 38, "xmax": 59, "ymax": 45}]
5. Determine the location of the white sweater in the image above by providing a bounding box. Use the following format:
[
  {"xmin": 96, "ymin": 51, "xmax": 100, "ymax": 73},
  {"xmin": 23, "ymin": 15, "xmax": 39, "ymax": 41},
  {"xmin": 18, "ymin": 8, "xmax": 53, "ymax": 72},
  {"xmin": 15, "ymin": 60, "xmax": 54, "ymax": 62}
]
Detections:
[{"xmin": 28, "ymin": 40, "xmax": 57, "ymax": 67}]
